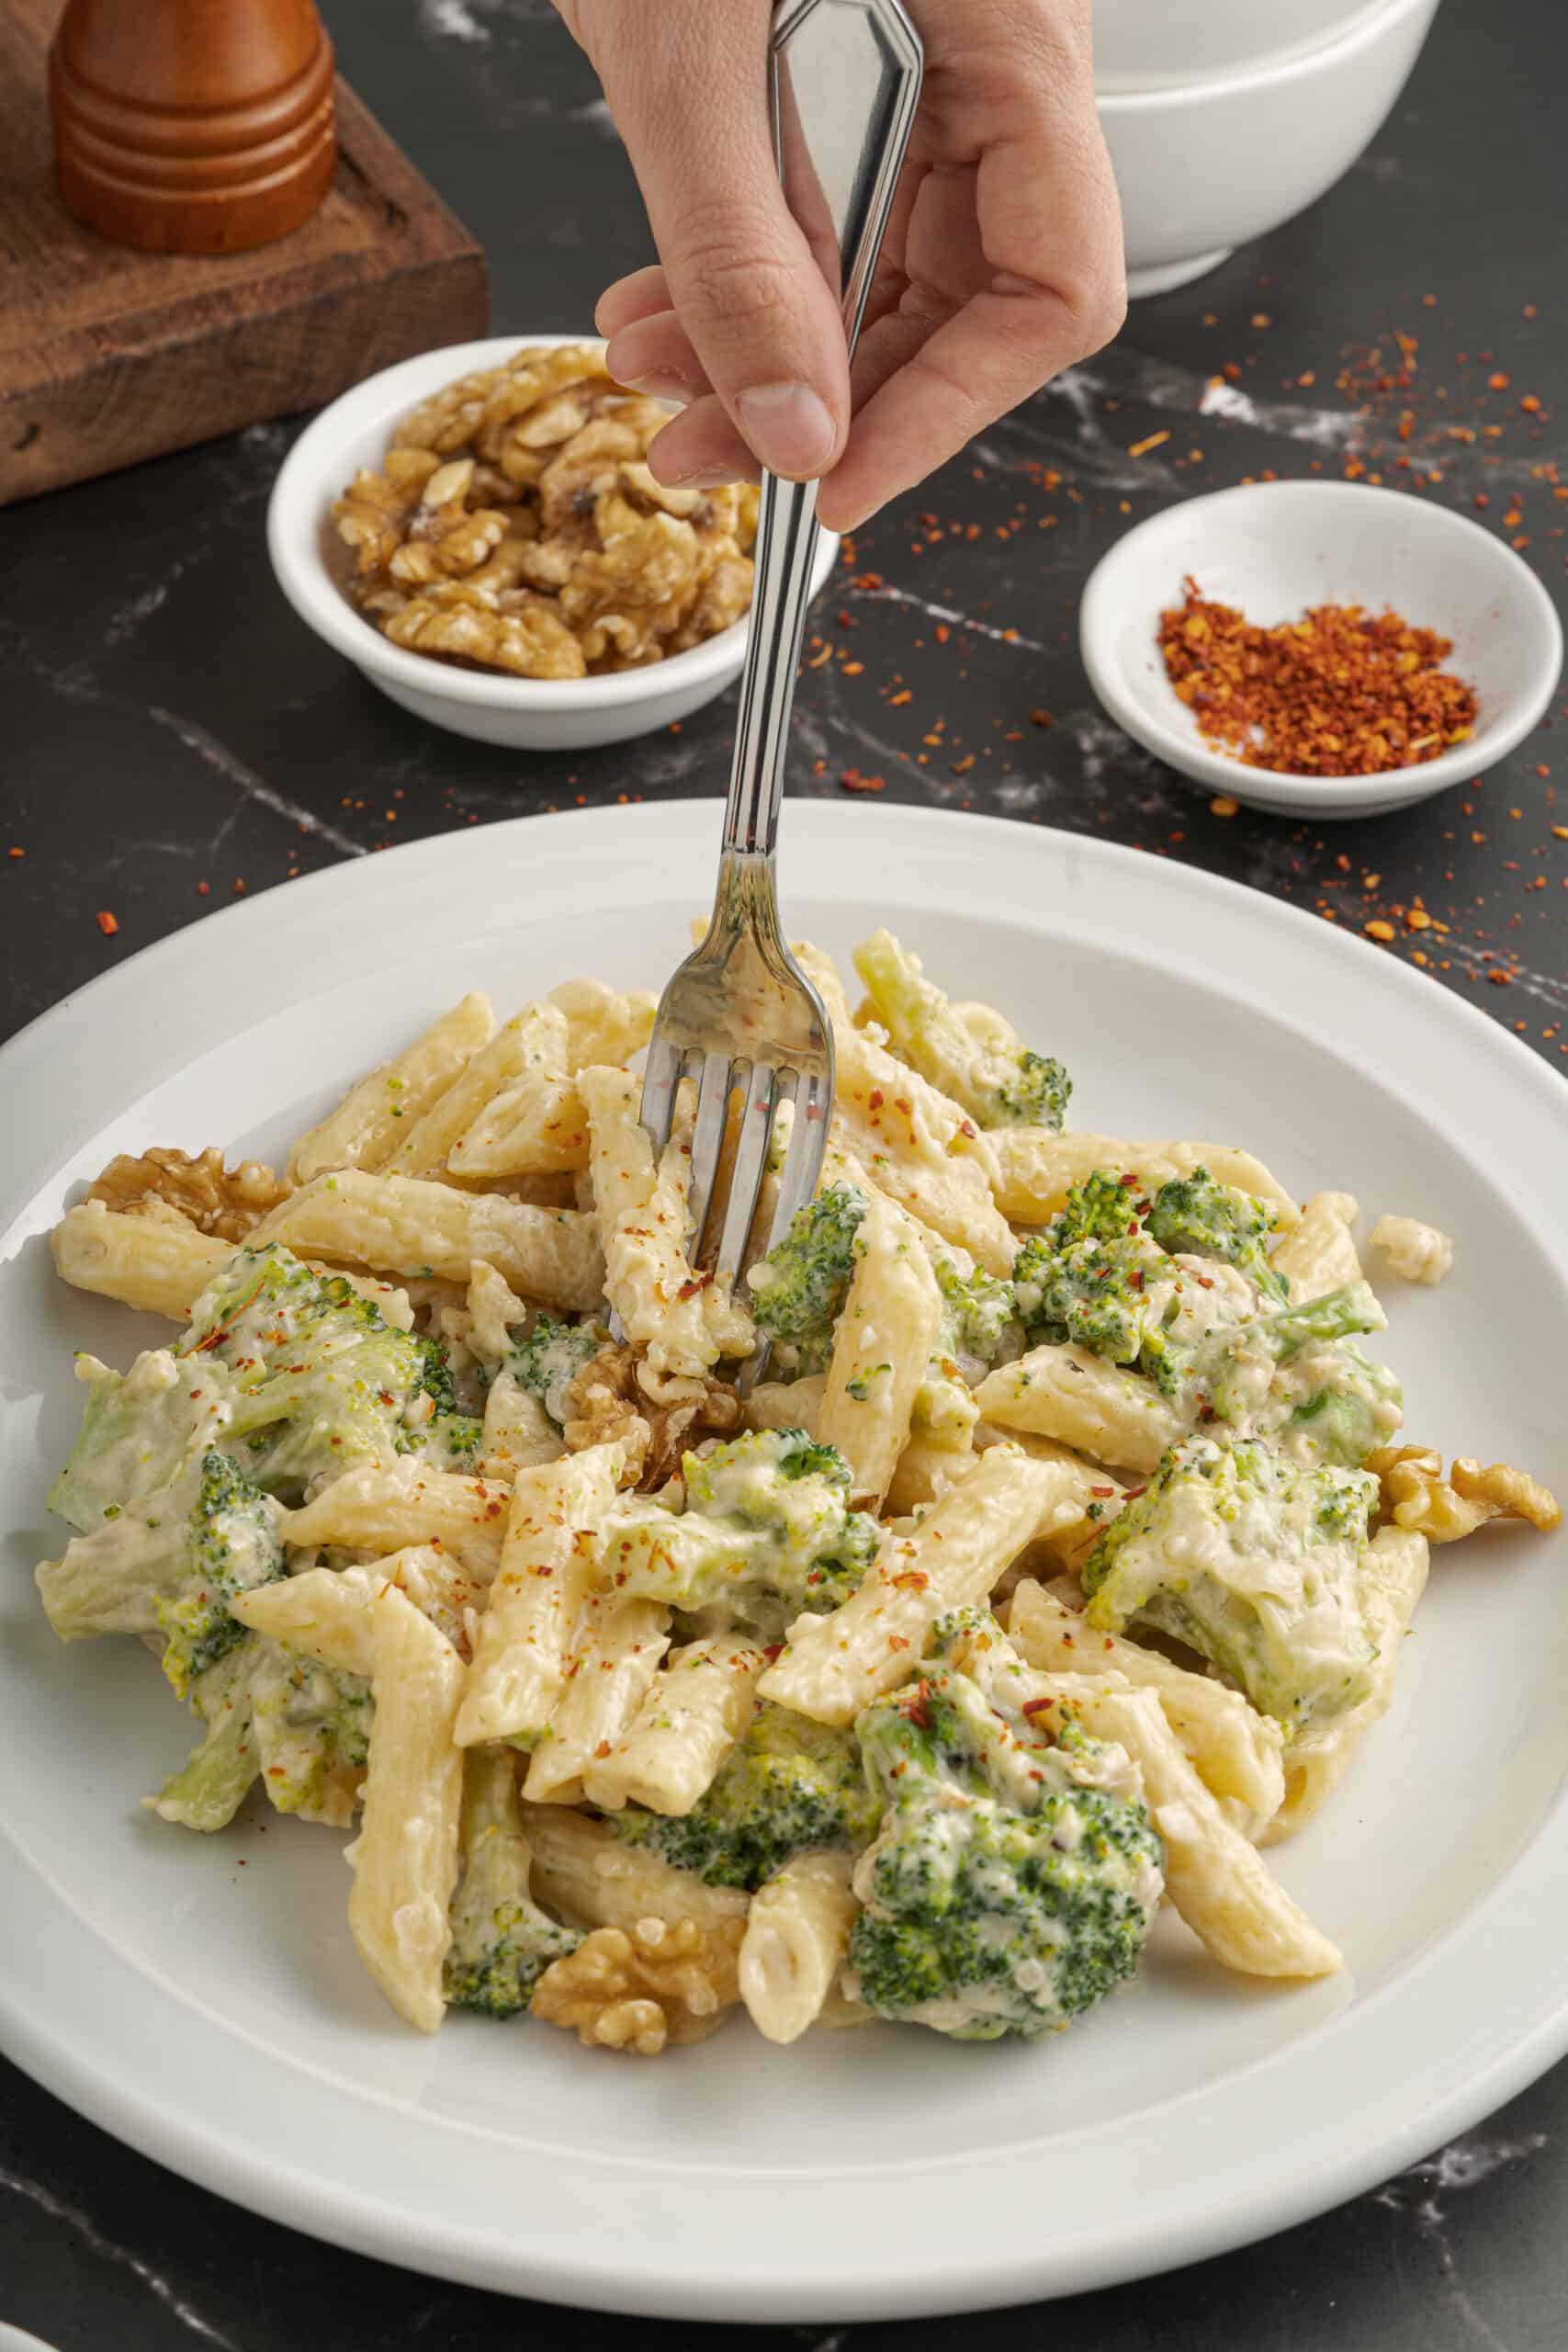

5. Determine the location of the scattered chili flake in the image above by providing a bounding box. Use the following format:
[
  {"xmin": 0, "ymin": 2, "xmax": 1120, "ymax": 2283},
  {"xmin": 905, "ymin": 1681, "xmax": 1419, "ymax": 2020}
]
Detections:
[
  {"xmin": 1209, "ymin": 795, "xmax": 1239, "ymax": 818},
  {"xmin": 1157, "ymin": 579, "xmax": 1478, "ymax": 777},
  {"xmin": 838, "ymin": 767, "xmax": 886, "ymax": 794},
  {"xmin": 96, "ymin": 910, "xmax": 119, "ymax": 934},
  {"xmin": 1127, "ymin": 430, "xmax": 1169, "ymax": 458},
  {"xmin": 1365, "ymin": 920, "xmax": 1396, "ymax": 942},
  {"xmin": 1488, "ymin": 371, "xmax": 1511, "ymax": 390}
]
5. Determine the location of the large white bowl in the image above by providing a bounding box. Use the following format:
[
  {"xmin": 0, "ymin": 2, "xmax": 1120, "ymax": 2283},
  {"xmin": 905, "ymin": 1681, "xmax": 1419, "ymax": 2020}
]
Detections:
[
  {"xmin": 1094, "ymin": 0, "xmax": 1393, "ymax": 93},
  {"xmin": 266, "ymin": 334, "xmax": 839, "ymax": 752},
  {"xmin": 1079, "ymin": 480, "xmax": 1563, "ymax": 818},
  {"xmin": 1100, "ymin": 0, "xmax": 1441, "ymax": 299}
]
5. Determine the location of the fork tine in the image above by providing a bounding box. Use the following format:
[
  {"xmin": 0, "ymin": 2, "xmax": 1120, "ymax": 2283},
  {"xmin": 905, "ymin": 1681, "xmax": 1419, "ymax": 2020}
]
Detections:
[
  {"xmin": 712, "ymin": 1062, "xmax": 777, "ymax": 1284},
  {"xmin": 686, "ymin": 1050, "xmax": 736, "ymax": 1261},
  {"xmin": 767, "ymin": 1066, "xmax": 832, "ymax": 1249},
  {"xmin": 638, "ymin": 1033, "xmax": 685, "ymax": 1156}
]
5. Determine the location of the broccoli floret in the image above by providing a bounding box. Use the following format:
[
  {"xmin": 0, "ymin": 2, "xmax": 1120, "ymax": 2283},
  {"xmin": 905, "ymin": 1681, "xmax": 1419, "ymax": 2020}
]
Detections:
[
  {"xmin": 933, "ymin": 1254, "xmax": 1021, "ymax": 1374},
  {"xmin": 151, "ymin": 1452, "xmax": 291, "ymax": 1696},
  {"xmin": 1194, "ymin": 1282, "xmax": 1390, "ymax": 1435},
  {"xmin": 503, "ymin": 1313, "xmax": 609, "ymax": 1430},
  {"xmin": 1282, "ymin": 1341, "xmax": 1404, "ymax": 1467},
  {"xmin": 852, "ymin": 929, "xmax": 1071, "ymax": 1132},
  {"xmin": 747, "ymin": 1182, "xmax": 867, "ymax": 1375},
  {"xmin": 1012, "ymin": 1171, "xmax": 1171, "ymax": 1369},
  {"xmin": 49, "ymin": 1349, "xmax": 236, "ymax": 1534},
  {"xmin": 601, "ymin": 1428, "xmax": 878, "ymax": 1640},
  {"xmin": 1147, "ymin": 1169, "xmax": 1288, "ymax": 1303},
  {"xmin": 37, "ymin": 1444, "xmax": 286, "ymax": 1696},
  {"xmin": 845, "ymin": 1611, "xmax": 1162, "ymax": 2040},
  {"xmin": 249, "ymin": 1642, "xmax": 372, "ymax": 1821},
  {"xmin": 445, "ymin": 1750, "xmax": 580, "ymax": 2015},
  {"xmin": 175, "ymin": 1242, "xmax": 466, "ymax": 1498},
  {"xmin": 614, "ymin": 1704, "xmax": 881, "ymax": 1889},
  {"xmin": 149, "ymin": 1635, "xmax": 266, "ymax": 1834},
  {"xmin": 1081, "ymin": 1435, "xmax": 1379, "ymax": 1729}
]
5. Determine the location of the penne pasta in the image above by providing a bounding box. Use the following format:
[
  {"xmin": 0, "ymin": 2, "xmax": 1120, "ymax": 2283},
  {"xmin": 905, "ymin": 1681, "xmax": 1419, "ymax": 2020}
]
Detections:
[
  {"xmin": 456, "ymin": 1444, "xmax": 625, "ymax": 1750},
  {"xmin": 344, "ymin": 1586, "xmax": 467, "ymax": 2032},
  {"xmin": 581, "ymin": 1638, "xmax": 767, "ymax": 1815},
  {"xmin": 739, "ymin": 1849, "xmax": 859, "ymax": 2045},
  {"xmin": 816, "ymin": 1182, "xmax": 942, "ymax": 1509},
  {"xmin": 383, "ymin": 1004, "xmax": 569, "ymax": 1181},
  {"xmin": 760, "ymin": 1447, "xmax": 1082, "ymax": 1726},
  {"xmin": 522, "ymin": 1588, "xmax": 671, "ymax": 1806},
  {"xmin": 974, "ymin": 1345, "xmax": 1188, "ymax": 1475},
  {"xmin": 1272, "ymin": 1191, "xmax": 1362, "ymax": 1300},
  {"xmin": 281, "ymin": 1457, "xmax": 513, "ymax": 1580},
  {"xmin": 254, "ymin": 1167, "xmax": 605, "ymax": 1313},
  {"xmin": 1006, "ymin": 1578, "xmax": 1285, "ymax": 1826},
  {"xmin": 289, "ymin": 993, "xmax": 495, "ymax": 1182},
  {"xmin": 521, "ymin": 1802, "xmax": 749, "ymax": 1933},
  {"xmin": 988, "ymin": 1129, "xmax": 1300, "ymax": 1229},
  {"xmin": 51, "ymin": 1200, "xmax": 412, "ymax": 1328},
  {"xmin": 231, "ymin": 1546, "xmax": 484, "ymax": 1674}
]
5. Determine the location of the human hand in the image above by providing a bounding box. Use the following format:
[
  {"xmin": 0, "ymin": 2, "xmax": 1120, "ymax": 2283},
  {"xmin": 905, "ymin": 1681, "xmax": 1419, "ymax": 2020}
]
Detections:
[{"xmin": 553, "ymin": 0, "xmax": 1124, "ymax": 531}]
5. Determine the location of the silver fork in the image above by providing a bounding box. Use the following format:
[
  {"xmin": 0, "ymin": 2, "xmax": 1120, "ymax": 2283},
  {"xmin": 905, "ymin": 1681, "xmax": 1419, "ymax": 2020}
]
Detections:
[{"xmin": 638, "ymin": 0, "xmax": 923, "ymax": 1300}]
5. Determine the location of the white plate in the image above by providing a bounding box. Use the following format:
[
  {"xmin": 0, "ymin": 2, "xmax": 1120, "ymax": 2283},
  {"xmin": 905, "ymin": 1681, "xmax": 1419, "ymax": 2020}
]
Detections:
[
  {"xmin": 1080, "ymin": 481, "xmax": 1562, "ymax": 815},
  {"xmin": 3, "ymin": 801, "xmax": 1567, "ymax": 2324}
]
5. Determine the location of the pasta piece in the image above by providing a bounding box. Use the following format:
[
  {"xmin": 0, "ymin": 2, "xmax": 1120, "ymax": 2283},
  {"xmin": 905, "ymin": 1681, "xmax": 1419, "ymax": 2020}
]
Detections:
[
  {"xmin": 760, "ymin": 1448, "xmax": 1080, "ymax": 1726},
  {"xmin": 479, "ymin": 1368, "xmax": 566, "ymax": 1481},
  {"xmin": 582, "ymin": 1638, "xmax": 767, "ymax": 1815},
  {"xmin": 50, "ymin": 1200, "xmax": 412, "ymax": 1328},
  {"xmin": 464, "ymin": 1260, "xmax": 525, "ymax": 1368},
  {"xmin": 988, "ymin": 1130, "xmax": 1300, "ymax": 1229},
  {"xmin": 1038, "ymin": 1678, "xmax": 1339, "ymax": 1977},
  {"xmin": 521, "ymin": 1802, "xmax": 749, "ymax": 1932},
  {"xmin": 1369, "ymin": 1214, "xmax": 1454, "ymax": 1287},
  {"xmin": 522, "ymin": 1589, "xmax": 671, "ymax": 1806},
  {"xmin": 288, "ymin": 993, "xmax": 494, "ymax": 1182},
  {"xmin": 281, "ymin": 1458, "xmax": 512, "ymax": 1579},
  {"xmin": 548, "ymin": 977, "xmax": 657, "ymax": 1070},
  {"xmin": 974, "ymin": 1424, "xmax": 1124, "ymax": 1573},
  {"xmin": 344, "ymin": 1586, "xmax": 467, "ymax": 2032},
  {"xmin": 883, "ymin": 1432, "xmax": 979, "ymax": 1517},
  {"xmin": 382, "ymin": 1005, "xmax": 569, "ymax": 1180},
  {"xmin": 1271, "ymin": 1191, "xmax": 1362, "ymax": 1299},
  {"xmin": 253, "ymin": 1168, "xmax": 604, "ymax": 1313},
  {"xmin": 816, "ymin": 1182, "xmax": 942, "ymax": 1508},
  {"xmin": 578, "ymin": 1064, "xmax": 752, "ymax": 1395},
  {"xmin": 743, "ymin": 1374, "xmax": 826, "ymax": 1437},
  {"xmin": 739, "ymin": 1849, "xmax": 859, "ymax": 2045},
  {"xmin": 231, "ymin": 1546, "xmax": 484, "ymax": 1673},
  {"xmin": 449, "ymin": 1072, "xmax": 591, "ymax": 1179},
  {"xmin": 1006, "ymin": 1579, "xmax": 1285, "ymax": 1826},
  {"xmin": 974, "ymin": 1345, "xmax": 1187, "ymax": 1475},
  {"xmin": 455, "ymin": 1444, "xmax": 625, "ymax": 1749},
  {"xmin": 1263, "ymin": 1527, "xmax": 1431, "ymax": 1841}
]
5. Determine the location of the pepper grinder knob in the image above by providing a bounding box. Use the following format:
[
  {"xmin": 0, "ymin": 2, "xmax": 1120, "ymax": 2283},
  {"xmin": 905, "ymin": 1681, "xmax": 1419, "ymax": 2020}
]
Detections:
[{"xmin": 50, "ymin": 0, "xmax": 336, "ymax": 255}]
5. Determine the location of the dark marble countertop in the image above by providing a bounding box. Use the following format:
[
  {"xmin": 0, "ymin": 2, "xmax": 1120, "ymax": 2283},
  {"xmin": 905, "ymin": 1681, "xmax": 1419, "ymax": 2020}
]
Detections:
[{"xmin": 4, "ymin": 0, "xmax": 1566, "ymax": 2345}]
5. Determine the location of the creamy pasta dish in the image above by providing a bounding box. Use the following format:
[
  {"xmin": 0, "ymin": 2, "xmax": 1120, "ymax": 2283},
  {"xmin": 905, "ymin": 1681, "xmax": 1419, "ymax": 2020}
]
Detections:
[{"xmin": 35, "ymin": 933, "xmax": 1561, "ymax": 2054}]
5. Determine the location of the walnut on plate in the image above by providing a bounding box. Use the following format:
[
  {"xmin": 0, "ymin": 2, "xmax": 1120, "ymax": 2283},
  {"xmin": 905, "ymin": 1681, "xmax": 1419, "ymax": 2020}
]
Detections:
[
  {"xmin": 89, "ymin": 1147, "xmax": 292, "ymax": 1244},
  {"xmin": 530, "ymin": 1915, "xmax": 746, "ymax": 2054},
  {"xmin": 331, "ymin": 345, "xmax": 756, "ymax": 681},
  {"xmin": 561, "ymin": 1342, "xmax": 742, "ymax": 1489},
  {"xmin": 1368, "ymin": 1444, "xmax": 1562, "ymax": 1542}
]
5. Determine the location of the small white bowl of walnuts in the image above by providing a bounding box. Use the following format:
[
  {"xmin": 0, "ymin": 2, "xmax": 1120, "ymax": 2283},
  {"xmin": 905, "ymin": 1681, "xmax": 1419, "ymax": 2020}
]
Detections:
[{"xmin": 266, "ymin": 334, "xmax": 840, "ymax": 751}]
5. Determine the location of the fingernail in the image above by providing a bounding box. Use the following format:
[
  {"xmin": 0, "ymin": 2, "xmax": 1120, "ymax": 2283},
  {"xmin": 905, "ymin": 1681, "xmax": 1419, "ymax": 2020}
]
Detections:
[
  {"xmin": 736, "ymin": 381, "xmax": 836, "ymax": 477},
  {"xmin": 664, "ymin": 466, "xmax": 745, "ymax": 490},
  {"xmin": 617, "ymin": 371, "xmax": 694, "ymax": 410}
]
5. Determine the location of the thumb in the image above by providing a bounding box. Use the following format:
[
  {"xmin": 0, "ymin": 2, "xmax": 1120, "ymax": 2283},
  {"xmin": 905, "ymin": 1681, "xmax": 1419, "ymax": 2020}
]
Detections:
[{"xmin": 583, "ymin": 0, "xmax": 850, "ymax": 481}]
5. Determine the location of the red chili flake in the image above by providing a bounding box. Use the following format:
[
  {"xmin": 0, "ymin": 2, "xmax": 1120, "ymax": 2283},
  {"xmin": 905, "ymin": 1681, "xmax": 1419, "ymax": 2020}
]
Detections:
[
  {"xmin": 1489, "ymin": 371, "xmax": 1511, "ymax": 390},
  {"xmin": 675, "ymin": 1272, "xmax": 713, "ymax": 1300},
  {"xmin": 96, "ymin": 910, "xmax": 119, "ymax": 935},
  {"xmin": 904, "ymin": 1680, "xmax": 932, "ymax": 1728},
  {"xmin": 839, "ymin": 766, "xmax": 886, "ymax": 794},
  {"xmin": 867, "ymin": 1088, "xmax": 884, "ymax": 1110},
  {"xmin": 6, "ymin": 847, "xmax": 22, "ymax": 859},
  {"xmin": 934, "ymin": 623, "xmax": 950, "ymax": 643},
  {"xmin": 1129, "ymin": 1269, "xmax": 1145, "ymax": 1290},
  {"xmin": 1021, "ymin": 1696, "xmax": 1055, "ymax": 1718},
  {"xmin": 1089, "ymin": 1485, "xmax": 1116, "ymax": 1498},
  {"xmin": 958, "ymin": 1118, "xmax": 977, "ymax": 1140}
]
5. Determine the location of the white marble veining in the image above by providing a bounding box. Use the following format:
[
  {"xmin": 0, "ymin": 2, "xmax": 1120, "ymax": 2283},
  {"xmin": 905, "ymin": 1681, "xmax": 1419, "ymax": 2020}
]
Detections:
[
  {"xmin": 147, "ymin": 707, "xmax": 368, "ymax": 860},
  {"xmin": 0, "ymin": 2164, "xmax": 237, "ymax": 2347}
]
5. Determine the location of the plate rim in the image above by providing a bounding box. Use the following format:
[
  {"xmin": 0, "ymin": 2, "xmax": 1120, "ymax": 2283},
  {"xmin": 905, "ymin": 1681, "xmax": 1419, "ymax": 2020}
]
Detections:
[{"xmin": 4, "ymin": 797, "xmax": 1568, "ymax": 2323}]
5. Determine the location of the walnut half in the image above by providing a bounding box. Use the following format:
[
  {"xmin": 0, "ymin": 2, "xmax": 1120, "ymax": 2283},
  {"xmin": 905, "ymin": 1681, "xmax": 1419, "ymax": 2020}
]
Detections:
[
  {"xmin": 531, "ymin": 1916, "xmax": 746, "ymax": 2054},
  {"xmin": 89, "ymin": 1147, "xmax": 292, "ymax": 1244},
  {"xmin": 562, "ymin": 1342, "xmax": 741, "ymax": 1490},
  {"xmin": 1368, "ymin": 1445, "xmax": 1561, "ymax": 1543}
]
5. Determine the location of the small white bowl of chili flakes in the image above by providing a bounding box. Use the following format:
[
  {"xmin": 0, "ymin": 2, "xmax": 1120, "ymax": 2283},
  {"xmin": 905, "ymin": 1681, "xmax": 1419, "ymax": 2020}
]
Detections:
[
  {"xmin": 1080, "ymin": 480, "xmax": 1563, "ymax": 818},
  {"xmin": 267, "ymin": 334, "xmax": 839, "ymax": 752}
]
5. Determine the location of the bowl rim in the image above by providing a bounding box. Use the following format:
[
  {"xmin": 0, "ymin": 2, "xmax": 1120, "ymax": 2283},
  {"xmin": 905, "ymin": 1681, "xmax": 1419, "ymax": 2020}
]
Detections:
[
  {"xmin": 265, "ymin": 332, "xmax": 837, "ymax": 711},
  {"xmin": 1078, "ymin": 478, "xmax": 1564, "ymax": 809},
  {"xmin": 1095, "ymin": 0, "xmax": 1436, "ymax": 110}
]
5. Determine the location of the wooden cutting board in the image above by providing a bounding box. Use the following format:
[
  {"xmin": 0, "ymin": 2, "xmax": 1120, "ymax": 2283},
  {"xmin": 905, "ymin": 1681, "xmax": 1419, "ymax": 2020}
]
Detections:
[{"xmin": 1, "ymin": 0, "xmax": 489, "ymax": 504}]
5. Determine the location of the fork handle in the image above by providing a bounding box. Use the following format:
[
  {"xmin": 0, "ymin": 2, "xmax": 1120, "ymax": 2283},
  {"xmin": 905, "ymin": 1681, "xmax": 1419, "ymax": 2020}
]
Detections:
[{"xmin": 721, "ymin": 0, "xmax": 923, "ymax": 860}]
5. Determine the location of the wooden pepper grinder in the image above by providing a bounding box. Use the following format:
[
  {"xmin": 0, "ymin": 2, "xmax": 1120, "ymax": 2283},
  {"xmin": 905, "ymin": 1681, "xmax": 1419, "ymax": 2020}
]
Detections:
[{"xmin": 51, "ymin": 0, "xmax": 336, "ymax": 255}]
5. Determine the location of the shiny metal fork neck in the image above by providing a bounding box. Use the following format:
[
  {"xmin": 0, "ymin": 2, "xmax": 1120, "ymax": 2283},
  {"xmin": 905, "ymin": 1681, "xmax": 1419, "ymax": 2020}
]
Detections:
[{"xmin": 721, "ymin": 471, "xmax": 822, "ymax": 864}]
